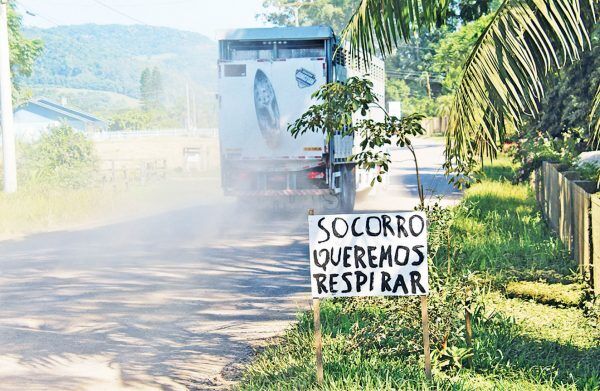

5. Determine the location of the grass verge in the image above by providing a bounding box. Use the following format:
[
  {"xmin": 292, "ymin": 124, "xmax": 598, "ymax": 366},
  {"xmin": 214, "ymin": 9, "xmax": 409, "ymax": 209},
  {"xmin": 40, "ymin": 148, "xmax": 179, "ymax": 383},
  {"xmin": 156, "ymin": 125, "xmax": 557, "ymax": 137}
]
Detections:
[
  {"xmin": 0, "ymin": 175, "xmax": 221, "ymax": 239},
  {"xmin": 0, "ymin": 185, "xmax": 113, "ymax": 238},
  {"xmin": 238, "ymin": 157, "xmax": 600, "ymax": 390}
]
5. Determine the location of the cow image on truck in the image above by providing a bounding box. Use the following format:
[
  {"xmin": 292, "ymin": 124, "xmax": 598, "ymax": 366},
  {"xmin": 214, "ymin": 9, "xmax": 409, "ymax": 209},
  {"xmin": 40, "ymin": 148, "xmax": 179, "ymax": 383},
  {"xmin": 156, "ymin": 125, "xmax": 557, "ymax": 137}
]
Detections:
[{"xmin": 217, "ymin": 26, "xmax": 385, "ymax": 212}]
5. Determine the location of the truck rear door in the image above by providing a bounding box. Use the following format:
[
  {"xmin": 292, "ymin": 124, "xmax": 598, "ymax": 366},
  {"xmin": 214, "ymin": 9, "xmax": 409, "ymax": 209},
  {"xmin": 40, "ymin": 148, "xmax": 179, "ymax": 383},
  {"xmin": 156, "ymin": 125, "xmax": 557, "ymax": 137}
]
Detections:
[{"xmin": 219, "ymin": 53, "xmax": 326, "ymax": 162}]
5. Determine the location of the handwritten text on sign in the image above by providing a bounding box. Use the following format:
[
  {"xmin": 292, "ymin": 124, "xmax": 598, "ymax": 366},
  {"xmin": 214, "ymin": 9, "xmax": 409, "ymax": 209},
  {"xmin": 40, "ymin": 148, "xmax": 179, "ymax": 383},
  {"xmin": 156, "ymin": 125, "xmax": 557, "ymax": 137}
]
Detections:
[{"xmin": 308, "ymin": 212, "xmax": 429, "ymax": 298}]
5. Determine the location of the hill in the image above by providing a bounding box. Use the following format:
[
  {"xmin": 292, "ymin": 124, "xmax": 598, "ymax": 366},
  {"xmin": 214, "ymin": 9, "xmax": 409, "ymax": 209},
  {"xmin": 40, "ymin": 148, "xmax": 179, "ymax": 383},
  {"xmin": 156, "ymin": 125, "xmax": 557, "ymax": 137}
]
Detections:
[{"xmin": 20, "ymin": 24, "xmax": 218, "ymax": 124}]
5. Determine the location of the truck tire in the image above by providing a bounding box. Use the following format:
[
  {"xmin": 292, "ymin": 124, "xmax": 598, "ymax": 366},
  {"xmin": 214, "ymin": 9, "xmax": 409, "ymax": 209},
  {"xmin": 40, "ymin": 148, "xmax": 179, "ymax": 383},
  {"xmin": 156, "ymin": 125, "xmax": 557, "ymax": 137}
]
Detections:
[{"xmin": 338, "ymin": 165, "xmax": 356, "ymax": 213}]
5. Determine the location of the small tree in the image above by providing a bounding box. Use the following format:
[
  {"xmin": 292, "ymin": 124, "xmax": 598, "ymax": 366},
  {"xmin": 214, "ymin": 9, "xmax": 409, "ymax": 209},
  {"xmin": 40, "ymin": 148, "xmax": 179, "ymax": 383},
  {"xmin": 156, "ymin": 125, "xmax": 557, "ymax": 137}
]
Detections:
[
  {"xmin": 139, "ymin": 68, "xmax": 153, "ymax": 111},
  {"xmin": 288, "ymin": 76, "xmax": 427, "ymax": 207},
  {"xmin": 150, "ymin": 67, "xmax": 163, "ymax": 106},
  {"xmin": 7, "ymin": 3, "xmax": 43, "ymax": 100},
  {"xmin": 139, "ymin": 67, "xmax": 164, "ymax": 111},
  {"xmin": 20, "ymin": 124, "xmax": 97, "ymax": 188},
  {"xmin": 109, "ymin": 109, "xmax": 152, "ymax": 131}
]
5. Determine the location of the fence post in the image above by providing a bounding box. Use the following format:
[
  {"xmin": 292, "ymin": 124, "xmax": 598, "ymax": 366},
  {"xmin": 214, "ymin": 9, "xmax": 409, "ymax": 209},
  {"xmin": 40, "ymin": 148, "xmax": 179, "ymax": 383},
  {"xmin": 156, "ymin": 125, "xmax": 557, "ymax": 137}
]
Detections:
[
  {"xmin": 572, "ymin": 181, "xmax": 595, "ymax": 279},
  {"xmin": 540, "ymin": 161, "xmax": 598, "ymax": 295},
  {"xmin": 590, "ymin": 195, "xmax": 600, "ymax": 295},
  {"xmin": 545, "ymin": 163, "xmax": 561, "ymax": 232}
]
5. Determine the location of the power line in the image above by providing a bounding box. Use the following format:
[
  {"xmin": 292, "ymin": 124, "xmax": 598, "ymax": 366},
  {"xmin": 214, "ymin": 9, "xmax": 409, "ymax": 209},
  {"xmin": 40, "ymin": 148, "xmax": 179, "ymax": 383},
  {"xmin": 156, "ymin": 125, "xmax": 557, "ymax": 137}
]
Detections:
[
  {"xmin": 394, "ymin": 44, "xmax": 437, "ymax": 53},
  {"xmin": 388, "ymin": 70, "xmax": 444, "ymax": 77},
  {"xmin": 15, "ymin": 0, "xmax": 63, "ymax": 26},
  {"xmin": 17, "ymin": 0, "xmax": 206, "ymax": 56},
  {"xmin": 119, "ymin": 0, "xmax": 199, "ymax": 6},
  {"xmin": 87, "ymin": 0, "xmax": 204, "ymax": 48},
  {"xmin": 388, "ymin": 70, "xmax": 444, "ymax": 78},
  {"xmin": 387, "ymin": 71, "xmax": 444, "ymax": 83},
  {"xmin": 90, "ymin": 0, "xmax": 149, "ymax": 25}
]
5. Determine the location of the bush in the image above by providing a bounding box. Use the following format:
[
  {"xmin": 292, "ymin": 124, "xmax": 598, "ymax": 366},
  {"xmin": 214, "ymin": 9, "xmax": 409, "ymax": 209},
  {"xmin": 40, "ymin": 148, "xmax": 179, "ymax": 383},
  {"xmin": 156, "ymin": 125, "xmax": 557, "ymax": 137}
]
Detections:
[
  {"xmin": 109, "ymin": 109, "xmax": 152, "ymax": 130},
  {"xmin": 575, "ymin": 162, "xmax": 600, "ymax": 183},
  {"xmin": 510, "ymin": 127, "xmax": 583, "ymax": 182},
  {"xmin": 19, "ymin": 124, "xmax": 97, "ymax": 188},
  {"xmin": 108, "ymin": 108, "xmax": 181, "ymax": 130}
]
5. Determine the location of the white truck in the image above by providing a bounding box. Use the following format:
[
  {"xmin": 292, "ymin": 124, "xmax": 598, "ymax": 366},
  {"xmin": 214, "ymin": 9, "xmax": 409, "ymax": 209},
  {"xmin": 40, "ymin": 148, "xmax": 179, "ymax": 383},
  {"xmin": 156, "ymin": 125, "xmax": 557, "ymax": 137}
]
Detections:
[{"xmin": 217, "ymin": 26, "xmax": 385, "ymax": 212}]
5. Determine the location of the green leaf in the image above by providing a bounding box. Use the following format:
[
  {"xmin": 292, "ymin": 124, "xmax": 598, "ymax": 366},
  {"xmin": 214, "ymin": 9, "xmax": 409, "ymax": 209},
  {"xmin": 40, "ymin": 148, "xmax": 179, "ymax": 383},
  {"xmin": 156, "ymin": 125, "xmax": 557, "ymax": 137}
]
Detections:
[
  {"xmin": 341, "ymin": 0, "xmax": 597, "ymax": 180},
  {"xmin": 341, "ymin": 0, "xmax": 450, "ymax": 61},
  {"xmin": 445, "ymin": 0, "xmax": 597, "ymax": 176}
]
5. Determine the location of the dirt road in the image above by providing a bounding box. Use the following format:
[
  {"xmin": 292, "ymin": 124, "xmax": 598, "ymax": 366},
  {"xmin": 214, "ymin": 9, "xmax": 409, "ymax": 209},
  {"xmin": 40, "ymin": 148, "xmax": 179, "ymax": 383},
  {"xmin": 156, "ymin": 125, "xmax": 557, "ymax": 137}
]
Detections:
[{"xmin": 0, "ymin": 138, "xmax": 459, "ymax": 390}]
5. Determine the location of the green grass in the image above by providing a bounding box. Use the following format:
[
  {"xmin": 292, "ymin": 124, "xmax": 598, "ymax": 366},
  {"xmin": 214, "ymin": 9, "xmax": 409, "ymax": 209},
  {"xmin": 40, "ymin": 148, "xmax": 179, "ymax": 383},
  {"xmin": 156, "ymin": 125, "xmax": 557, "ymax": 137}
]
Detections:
[
  {"xmin": 0, "ymin": 185, "xmax": 115, "ymax": 238},
  {"xmin": 238, "ymin": 157, "xmax": 600, "ymax": 390},
  {"xmin": 448, "ymin": 157, "xmax": 574, "ymax": 283},
  {"xmin": 0, "ymin": 176, "xmax": 221, "ymax": 239}
]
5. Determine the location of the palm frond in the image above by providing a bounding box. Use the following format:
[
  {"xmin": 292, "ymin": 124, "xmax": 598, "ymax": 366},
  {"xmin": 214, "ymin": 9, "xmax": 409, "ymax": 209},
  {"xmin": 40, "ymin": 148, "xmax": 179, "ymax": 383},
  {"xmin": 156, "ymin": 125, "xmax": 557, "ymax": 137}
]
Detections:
[
  {"xmin": 445, "ymin": 0, "xmax": 597, "ymax": 173},
  {"xmin": 342, "ymin": 0, "xmax": 597, "ymax": 178},
  {"xmin": 341, "ymin": 0, "xmax": 450, "ymax": 60},
  {"xmin": 591, "ymin": 84, "xmax": 600, "ymax": 147}
]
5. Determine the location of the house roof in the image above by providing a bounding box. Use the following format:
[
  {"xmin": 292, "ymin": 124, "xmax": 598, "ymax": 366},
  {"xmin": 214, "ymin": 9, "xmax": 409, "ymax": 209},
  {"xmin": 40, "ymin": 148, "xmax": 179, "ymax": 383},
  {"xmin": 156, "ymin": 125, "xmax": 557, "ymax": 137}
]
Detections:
[
  {"xmin": 17, "ymin": 98, "xmax": 106, "ymax": 124},
  {"xmin": 217, "ymin": 26, "xmax": 335, "ymax": 42}
]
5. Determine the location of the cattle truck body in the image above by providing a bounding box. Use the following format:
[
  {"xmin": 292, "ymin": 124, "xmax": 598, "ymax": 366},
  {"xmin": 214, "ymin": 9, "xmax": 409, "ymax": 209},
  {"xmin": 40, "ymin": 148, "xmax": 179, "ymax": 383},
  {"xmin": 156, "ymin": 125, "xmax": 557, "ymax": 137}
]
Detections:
[{"xmin": 217, "ymin": 26, "xmax": 385, "ymax": 211}]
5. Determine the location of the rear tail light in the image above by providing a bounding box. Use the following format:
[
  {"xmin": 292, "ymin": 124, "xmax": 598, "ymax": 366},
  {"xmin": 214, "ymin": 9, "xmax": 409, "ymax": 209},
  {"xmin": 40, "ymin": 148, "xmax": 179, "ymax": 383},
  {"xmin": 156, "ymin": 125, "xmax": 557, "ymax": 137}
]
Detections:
[{"xmin": 308, "ymin": 171, "xmax": 325, "ymax": 180}]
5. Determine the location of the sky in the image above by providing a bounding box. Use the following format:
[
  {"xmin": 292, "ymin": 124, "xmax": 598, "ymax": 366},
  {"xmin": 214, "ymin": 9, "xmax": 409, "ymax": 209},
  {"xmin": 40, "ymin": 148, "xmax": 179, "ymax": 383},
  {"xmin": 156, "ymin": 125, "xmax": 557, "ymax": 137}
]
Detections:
[{"xmin": 15, "ymin": 0, "xmax": 271, "ymax": 38}]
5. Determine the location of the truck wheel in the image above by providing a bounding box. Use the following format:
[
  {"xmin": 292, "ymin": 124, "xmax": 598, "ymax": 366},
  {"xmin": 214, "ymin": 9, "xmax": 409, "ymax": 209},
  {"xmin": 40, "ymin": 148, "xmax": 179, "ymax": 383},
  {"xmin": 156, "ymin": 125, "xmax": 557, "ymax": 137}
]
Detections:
[{"xmin": 338, "ymin": 165, "xmax": 356, "ymax": 213}]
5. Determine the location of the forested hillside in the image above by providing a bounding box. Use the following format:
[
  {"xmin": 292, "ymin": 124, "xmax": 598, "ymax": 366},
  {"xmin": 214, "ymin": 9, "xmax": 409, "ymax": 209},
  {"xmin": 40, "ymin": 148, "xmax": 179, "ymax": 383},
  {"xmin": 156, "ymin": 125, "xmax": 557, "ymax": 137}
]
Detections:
[
  {"xmin": 18, "ymin": 24, "xmax": 218, "ymax": 126},
  {"xmin": 21, "ymin": 24, "xmax": 216, "ymax": 97}
]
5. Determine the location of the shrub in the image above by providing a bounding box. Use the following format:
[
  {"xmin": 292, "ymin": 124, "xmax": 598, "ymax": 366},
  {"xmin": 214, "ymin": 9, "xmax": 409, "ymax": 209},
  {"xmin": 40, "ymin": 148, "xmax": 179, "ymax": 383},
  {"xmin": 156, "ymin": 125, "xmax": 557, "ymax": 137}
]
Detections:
[
  {"xmin": 510, "ymin": 127, "xmax": 583, "ymax": 182},
  {"xmin": 19, "ymin": 124, "xmax": 97, "ymax": 188},
  {"xmin": 109, "ymin": 109, "xmax": 151, "ymax": 130},
  {"xmin": 575, "ymin": 162, "xmax": 600, "ymax": 183}
]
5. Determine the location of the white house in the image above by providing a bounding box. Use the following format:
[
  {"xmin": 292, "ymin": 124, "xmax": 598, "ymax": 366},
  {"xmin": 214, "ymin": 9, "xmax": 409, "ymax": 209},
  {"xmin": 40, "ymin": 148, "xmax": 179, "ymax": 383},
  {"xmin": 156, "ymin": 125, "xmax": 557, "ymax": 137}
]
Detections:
[{"xmin": 13, "ymin": 98, "xmax": 107, "ymax": 142}]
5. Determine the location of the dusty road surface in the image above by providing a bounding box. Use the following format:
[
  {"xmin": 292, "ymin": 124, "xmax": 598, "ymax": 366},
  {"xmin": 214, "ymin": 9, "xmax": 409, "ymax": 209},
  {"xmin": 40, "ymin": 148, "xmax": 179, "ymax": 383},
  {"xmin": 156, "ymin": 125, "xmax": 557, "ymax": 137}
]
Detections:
[{"xmin": 0, "ymin": 138, "xmax": 459, "ymax": 390}]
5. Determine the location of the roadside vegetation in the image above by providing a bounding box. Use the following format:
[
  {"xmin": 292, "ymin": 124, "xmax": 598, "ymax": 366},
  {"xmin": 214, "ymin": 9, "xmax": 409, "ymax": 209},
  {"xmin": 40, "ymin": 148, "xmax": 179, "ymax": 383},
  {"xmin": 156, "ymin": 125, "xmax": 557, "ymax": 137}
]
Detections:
[
  {"xmin": 0, "ymin": 124, "xmax": 108, "ymax": 237},
  {"xmin": 0, "ymin": 185, "xmax": 112, "ymax": 238},
  {"xmin": 239, "ymin": 157, "xmax": 599, "ymax": 390},
  {"xmin": 0, "ymin": 124, "xmax": 220, "ymax": 239}
]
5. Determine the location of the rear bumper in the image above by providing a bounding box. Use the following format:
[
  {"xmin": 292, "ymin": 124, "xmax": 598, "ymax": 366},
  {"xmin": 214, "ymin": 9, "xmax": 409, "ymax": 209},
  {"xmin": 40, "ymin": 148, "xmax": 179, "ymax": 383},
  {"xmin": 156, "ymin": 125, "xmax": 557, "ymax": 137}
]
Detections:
[
  {"xmin": 228, "ymin": 189, "xmax": 333, "ymax": 197},
  {"xmin": 221, "ymin": 160, "xmax": 331, "ymax": 196}
]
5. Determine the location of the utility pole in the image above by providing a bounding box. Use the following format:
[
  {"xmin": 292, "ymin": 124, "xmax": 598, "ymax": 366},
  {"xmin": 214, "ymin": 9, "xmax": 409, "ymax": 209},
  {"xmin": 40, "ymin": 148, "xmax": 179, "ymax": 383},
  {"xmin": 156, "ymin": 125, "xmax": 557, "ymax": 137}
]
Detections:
[
  {"xmin": 0, "ymin": 1, "xmax": 17, "ymax": 193},
  {"xmin": 425, "ymin": 71, "xmax": 432, "ymax": 99},
  {"xmin": 185, "ymin": 83, "xmax": 191, "ymax": 130},
  {"xmin": 191, "ymin": 91, "xmax": 196, "ymax": 129}
]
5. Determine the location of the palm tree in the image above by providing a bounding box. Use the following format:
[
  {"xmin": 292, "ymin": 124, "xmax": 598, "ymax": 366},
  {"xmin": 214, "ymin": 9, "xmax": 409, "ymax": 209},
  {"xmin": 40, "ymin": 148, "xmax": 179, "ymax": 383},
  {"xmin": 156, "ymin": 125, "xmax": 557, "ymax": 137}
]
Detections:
[{"xmin": 342, "ymin": 0, "xmax": 598, "ymax": 178}]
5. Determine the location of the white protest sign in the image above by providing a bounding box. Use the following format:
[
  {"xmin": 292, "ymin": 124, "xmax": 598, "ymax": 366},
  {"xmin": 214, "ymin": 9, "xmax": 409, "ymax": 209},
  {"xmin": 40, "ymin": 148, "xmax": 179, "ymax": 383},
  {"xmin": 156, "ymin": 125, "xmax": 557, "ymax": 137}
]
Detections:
[{"xmin": 308, "ymin": 211, "xmax": 429, "ymax": 299}]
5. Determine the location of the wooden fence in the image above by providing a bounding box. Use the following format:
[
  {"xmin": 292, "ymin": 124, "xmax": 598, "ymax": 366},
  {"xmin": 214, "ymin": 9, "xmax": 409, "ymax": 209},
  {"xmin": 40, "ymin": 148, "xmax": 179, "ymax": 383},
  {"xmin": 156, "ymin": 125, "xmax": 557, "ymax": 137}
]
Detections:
[
  {"xmin": 533, "ymin": 162, "xmax": 599, "ymax": 294},
  {"xmin": 100, "ymin": 159, "xmax": 167, "ymax": 188},
  {"xmin": 89, "ymin": 128, "xmax": 218, "ymax": 141}
]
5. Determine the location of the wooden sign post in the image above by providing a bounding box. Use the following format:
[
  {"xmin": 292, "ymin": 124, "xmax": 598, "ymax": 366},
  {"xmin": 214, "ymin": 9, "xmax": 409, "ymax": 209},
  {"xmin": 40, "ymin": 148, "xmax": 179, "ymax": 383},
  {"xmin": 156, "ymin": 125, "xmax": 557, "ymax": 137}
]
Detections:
[
  {"xmin": 313, "ymin": 298, "xmax": 324, "ymax": 385},
  {"xmin": 308, "ymin": 210, "xmax": 431, "ymax": 383},
  {"xmin": 464, "ymin": 286, "xmax": 473, "ymax": 369},
  {"xmin": 309, "ymin": 209, "xmax": 324, "ymax": 385},
  {"xmin": 420, "ymin": 296, "xmax": 432, "ymax": 380}
]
